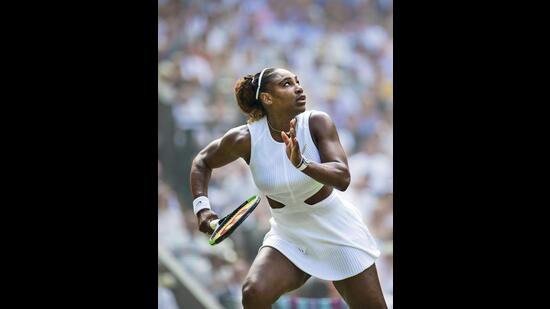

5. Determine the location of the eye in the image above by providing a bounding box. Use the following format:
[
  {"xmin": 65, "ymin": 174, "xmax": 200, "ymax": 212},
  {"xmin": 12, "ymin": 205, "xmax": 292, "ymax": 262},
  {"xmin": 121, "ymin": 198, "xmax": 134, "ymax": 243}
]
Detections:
[{"xmin": 284, "ymin": 81, "xmax": 291, "ymax": 86}]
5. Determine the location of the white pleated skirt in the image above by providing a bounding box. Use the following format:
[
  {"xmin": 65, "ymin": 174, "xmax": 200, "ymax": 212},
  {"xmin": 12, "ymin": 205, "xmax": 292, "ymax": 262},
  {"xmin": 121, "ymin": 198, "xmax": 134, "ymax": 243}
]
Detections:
[{"xmin": 259, "ymin": 190, "xmax": 381, "ymax": 281}]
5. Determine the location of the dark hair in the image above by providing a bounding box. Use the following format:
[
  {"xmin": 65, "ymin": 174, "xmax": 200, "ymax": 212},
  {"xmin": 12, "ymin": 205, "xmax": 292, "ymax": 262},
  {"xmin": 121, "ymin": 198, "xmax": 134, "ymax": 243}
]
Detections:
[{"xmin": 234, "ymin": 68, "xmax": 278, "ymax": 123}]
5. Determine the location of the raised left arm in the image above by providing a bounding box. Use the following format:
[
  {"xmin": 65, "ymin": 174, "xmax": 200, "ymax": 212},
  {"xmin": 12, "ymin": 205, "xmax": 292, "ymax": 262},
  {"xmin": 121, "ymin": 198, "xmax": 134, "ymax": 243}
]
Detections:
[{"xmin": 281, "ymin": 111, "xmax": 351, "ymax": 191}]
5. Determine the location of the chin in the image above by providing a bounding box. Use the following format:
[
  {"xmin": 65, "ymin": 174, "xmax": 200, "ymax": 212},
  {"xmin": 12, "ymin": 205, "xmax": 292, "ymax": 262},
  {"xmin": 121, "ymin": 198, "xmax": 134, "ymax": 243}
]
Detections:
[
  {"xmin": 292, "ymin": 106, "xmax": 306, "ymax": 117},
  {"xmin": 296, "ymin": 104, "xmax": 306, "ymax": 112}
]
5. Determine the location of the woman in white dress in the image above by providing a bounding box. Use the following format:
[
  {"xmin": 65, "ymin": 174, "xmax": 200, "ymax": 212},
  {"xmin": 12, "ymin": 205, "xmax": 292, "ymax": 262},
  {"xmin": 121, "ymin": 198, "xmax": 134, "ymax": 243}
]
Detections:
[{"xmin": 190, "ymin": 68, "xmax": 387, "ymax": 309}]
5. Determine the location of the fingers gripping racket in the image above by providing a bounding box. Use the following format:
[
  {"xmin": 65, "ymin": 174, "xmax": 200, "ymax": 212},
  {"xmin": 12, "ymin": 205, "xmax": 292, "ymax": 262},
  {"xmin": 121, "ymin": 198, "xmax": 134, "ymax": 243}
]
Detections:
[{"xmin": 208, "ymin": 195, "xmax": 261, "ymax": 245}]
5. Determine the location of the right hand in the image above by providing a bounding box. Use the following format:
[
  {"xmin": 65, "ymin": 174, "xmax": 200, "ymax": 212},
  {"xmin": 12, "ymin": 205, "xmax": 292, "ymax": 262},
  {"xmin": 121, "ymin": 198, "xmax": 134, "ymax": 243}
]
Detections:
[
  {"xmin": 196, "ymin": 209, "xmax": 219, "ymax": 235},
  {"xmin": 281, "ymin": 119, "xmax": 302, "ymax": 167}
]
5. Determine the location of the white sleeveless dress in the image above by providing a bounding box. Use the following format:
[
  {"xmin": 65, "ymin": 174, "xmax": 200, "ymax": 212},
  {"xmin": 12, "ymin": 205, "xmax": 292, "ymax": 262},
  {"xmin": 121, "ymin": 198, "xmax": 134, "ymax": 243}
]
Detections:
[{"xmin": 247, "ymin": 110, "xmax": 380, "ymax": 281}]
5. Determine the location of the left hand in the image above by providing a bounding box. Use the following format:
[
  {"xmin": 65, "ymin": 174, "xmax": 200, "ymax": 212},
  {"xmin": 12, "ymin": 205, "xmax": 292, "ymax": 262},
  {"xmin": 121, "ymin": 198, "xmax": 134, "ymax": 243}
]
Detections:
[{"xmin": 281, "ymin": 118, "xmax": 302, "ymax": 167}]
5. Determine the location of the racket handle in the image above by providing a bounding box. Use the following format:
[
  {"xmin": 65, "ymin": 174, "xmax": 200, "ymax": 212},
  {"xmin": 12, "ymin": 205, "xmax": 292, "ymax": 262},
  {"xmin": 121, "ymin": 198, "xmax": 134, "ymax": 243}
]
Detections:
[{"xmin": 210, "ymin": 219, "xmax": 220, "ymax": 230}]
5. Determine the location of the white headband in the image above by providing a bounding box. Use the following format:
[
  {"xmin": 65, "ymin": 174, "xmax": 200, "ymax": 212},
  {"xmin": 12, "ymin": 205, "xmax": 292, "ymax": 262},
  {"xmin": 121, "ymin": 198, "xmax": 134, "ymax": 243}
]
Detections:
[{"xmin": 255, "ymin": 68, "xmax": 269, "ymax": 100}]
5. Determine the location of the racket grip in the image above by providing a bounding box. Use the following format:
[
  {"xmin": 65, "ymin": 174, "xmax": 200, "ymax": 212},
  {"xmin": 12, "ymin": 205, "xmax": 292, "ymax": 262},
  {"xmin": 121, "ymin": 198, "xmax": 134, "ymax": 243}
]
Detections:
[{"xmin": 210, "ymin": 219, "xmax": 220, "ymax": 230}]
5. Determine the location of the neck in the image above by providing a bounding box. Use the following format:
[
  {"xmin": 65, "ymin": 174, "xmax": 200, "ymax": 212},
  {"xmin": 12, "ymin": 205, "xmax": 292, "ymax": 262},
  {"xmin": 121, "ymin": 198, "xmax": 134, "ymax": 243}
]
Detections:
[{"xmin": 266, "ymin": 114, "xmax": 293, "ymax": 134}]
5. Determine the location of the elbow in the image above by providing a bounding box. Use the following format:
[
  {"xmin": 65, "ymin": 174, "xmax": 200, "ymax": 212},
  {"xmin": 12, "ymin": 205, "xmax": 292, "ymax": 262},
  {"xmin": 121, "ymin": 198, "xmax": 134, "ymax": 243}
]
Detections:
[
  {"xmin": 192, "ymin": 155, "xmax": 202, "ymax": 166},
  {"xmin": 191, "ymin": 155, "xmax": 201, "ymax": 170},
  {"xmin": 339, "ymin": 178, "xmax": 350, "ymax": 192},
  {"xmin": 192, "ymin": 153, "xmax": 209, "ymax": 169},
  {"xmin": 337, "ymin": 170, "xmax": 351, "ymax": 192}
]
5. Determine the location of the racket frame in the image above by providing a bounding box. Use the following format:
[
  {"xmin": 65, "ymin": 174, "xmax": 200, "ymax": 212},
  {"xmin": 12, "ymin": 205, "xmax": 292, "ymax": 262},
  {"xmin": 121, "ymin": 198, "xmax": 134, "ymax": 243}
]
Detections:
[{"xmin": 208, "ymin": 195, "xmax": 261, "ymax": 245}]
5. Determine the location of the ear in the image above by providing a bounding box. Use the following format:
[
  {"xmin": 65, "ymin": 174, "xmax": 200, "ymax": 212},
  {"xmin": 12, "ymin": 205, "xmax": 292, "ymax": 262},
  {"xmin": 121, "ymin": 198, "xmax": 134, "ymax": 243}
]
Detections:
[{"xmin": 260, "ymin": 92, "xmax": 273, "ymax": 105}]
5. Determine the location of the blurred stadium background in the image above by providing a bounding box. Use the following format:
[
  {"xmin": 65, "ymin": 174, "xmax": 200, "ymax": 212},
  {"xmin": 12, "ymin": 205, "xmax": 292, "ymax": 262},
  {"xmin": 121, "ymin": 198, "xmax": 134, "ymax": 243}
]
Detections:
[{"xmin": 158, "ymin": 0, "xmax": 393, "ymax": 308}]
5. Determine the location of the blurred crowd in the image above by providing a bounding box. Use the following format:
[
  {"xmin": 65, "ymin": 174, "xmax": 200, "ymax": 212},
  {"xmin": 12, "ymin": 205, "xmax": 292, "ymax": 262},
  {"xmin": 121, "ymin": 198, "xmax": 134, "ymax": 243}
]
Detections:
[{"xmin": 158, "ymin": 0, "xmax": 392, "ymax": 308}]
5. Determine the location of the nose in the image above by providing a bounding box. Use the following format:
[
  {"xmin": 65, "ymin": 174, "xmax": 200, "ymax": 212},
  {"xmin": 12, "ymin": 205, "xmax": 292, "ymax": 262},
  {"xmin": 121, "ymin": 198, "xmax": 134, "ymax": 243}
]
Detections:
[{"xmin": 295, "ymin": 84, "xmax": 303, "ymax": 94}]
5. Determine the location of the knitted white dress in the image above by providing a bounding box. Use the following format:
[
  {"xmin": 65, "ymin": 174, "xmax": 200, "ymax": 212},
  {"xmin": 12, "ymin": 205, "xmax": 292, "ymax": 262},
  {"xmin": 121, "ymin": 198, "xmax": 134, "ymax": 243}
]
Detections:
[{"xmin": 247, "ymin": 110, "xmax": 380, "ymax": 281}]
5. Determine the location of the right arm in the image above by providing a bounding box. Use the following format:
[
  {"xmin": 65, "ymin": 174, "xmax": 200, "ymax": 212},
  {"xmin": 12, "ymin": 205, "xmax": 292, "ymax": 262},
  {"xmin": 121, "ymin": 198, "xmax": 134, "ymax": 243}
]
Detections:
[{"xmin": 189, "ymin": 125, "xmax": 251, "ymax": 234}]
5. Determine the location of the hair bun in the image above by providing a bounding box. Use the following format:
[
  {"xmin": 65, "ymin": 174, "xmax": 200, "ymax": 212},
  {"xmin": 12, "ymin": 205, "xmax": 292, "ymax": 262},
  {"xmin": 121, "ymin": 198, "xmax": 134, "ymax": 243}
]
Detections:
[{"xmin": 234, "ymin": 73, "xmax": 265, "ymax": 122}]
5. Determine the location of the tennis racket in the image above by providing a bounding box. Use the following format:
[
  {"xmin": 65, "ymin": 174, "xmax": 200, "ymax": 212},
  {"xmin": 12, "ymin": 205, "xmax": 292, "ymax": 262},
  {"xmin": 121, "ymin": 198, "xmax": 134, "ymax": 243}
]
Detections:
[{"xmin": 208, "ymin": 195, "xmax": 261, "ymax": 245}]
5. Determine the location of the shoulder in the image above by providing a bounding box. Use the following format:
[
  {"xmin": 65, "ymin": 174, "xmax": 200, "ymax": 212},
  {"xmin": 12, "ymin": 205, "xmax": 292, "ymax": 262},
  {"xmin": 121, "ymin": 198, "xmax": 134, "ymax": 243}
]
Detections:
[
  {"xmin": 222, "ymin": 125, "xmax": 250, "ymax": 146},
  {"xmin": 220, "ymin": 125, "xmax": 251, "ymax": 157},
  {"xmin": 307, "ymin": 110, "xmax": 339, "ymax": 146},
  {"xmin": 309, "ymin": 110, "xmax": 336, "ymax": 134}
]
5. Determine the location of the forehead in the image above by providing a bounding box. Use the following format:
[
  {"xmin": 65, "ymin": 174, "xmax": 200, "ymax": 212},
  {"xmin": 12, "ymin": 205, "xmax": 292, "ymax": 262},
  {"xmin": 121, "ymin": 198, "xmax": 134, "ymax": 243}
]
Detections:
[{"xmin": 272, "ymin": 68, "xmax": 297, "ymax": 81}]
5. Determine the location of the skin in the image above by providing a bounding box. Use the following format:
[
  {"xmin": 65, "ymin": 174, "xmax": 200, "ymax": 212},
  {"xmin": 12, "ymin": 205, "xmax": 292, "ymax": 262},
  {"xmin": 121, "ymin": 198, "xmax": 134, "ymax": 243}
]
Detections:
[{"xmin": 189, "ymin": 68, "xmax": 387, "ymax": 308}]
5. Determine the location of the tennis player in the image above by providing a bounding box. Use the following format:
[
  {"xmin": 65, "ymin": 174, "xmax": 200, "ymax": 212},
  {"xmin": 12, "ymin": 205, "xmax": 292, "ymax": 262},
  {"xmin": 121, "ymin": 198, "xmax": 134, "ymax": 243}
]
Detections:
[{"xmin": 190, "ymin": 68, "xmax": 387, "ymax": 308}]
